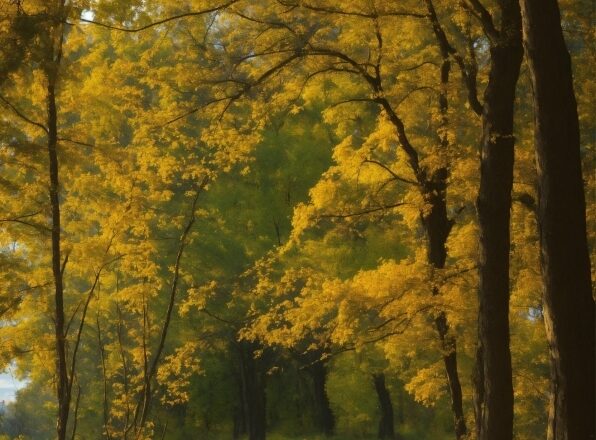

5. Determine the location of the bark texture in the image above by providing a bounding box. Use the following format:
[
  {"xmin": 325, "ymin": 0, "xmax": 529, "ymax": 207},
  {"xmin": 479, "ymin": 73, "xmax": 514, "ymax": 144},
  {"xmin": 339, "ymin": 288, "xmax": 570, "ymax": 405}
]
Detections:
[
  {"xmin": 48, "ymin": 73, "xmax": 69, "ymax": 440},
  {"xmin": 520, "ymin": 1, "xmax": 595, "ymax": 438},
  {"xmin": 44, "ymin": 6, "xmax": 69, "ymax": 438},
  {"xmin": 419, "ymin": 6, "xmax": 469, "ymax": 436},
  {"xmin": 422, "ymin": 171, "xmax": 467, "ymax": 440},
  {"xmin": 475, "ymin": 2, "xmax": 523, "ymax": 439}
]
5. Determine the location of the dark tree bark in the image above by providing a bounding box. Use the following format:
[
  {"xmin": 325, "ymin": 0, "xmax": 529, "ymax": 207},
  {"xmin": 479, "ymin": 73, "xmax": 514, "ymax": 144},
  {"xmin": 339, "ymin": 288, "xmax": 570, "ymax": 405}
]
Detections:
[
  {"xmin": 379, "ymin": 97, "xmax": 468, "ymax": 440},
  {"xmin": 420, "ymin": 6, "xmax": 469, "ymax": 435},
  {"xmin": 49, "ymin": 84, "xmax": 69, "ymax": 440},
  {"xmin": 133, "ymin": 180, "xmax": 207, "ymax": 434},
  {"xmin": 307, "ymin": 360, "xmax": 335, "ymax": 437},
  {"xmin": 472, "ymin": 344, "xmax": 484, "ymax": 437},
  {"xmin": 246, "ymin": 7, "xmax": 470, "ymax": 436},
  {"xmin": 519, "ymin": 1, "xmax": 595, "ymax": 438},
  {"xmin": 233, "ymin": 386, "xmax": 247, "ymax": 440},
  {"xmin": 373, "ymin": 374, "xmax": 395, "ymax": 439},
  {"xmin": 396, "ymin": 384, "xmax": 404, "ymax": 426},
  {"xmin": 238, "ymin": 341, "xmax": 267, "ymax": 440},
  {"xmin": 426, "ymin": 1, "xmax": 523, "ymax": 437},
  {"xmin": 421, "ymin": 170, "xmax": 467, "ymax": 440},
  {"xmin": 474, "ymin": 1, "xmax": 523, "ymax": 439},
  {"xmin": 44, "ymin": 28, "xmax": 69, "ymax": 440}
]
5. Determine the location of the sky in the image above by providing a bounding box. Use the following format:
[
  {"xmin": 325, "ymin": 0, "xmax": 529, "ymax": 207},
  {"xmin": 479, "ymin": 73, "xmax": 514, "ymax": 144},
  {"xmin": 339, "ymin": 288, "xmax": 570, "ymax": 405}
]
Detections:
[
  {"xmin": 81, "ymin": 10, "xmax": 96, "ymax": 21},
  {"xmin": 0, "ymin": 371, "xmax": 27, "ymax": 403}
]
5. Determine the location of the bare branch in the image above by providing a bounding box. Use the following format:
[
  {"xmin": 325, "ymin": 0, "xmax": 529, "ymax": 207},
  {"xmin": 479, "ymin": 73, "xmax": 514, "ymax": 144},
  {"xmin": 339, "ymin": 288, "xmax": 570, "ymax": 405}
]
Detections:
[
  {"xmin": 70, "ymin": 1, "xmax": 238, "ymax": 33},
  {"xmin": 277, "ymin": 0, "xmax": 428, "ymax": 19},
  {"xmin": 164, "ymin": 53, "xmax": 301, "ymax": 125},
  {"xmin": 0, "ymin": 94, "xmax": 48, "ymax": 133},
  {"xmin": 461, "ymin": 0, "xmax": 499, "ymax": 43},
  {"xmin": 69, "ymin": 382, "xmax": 81, "ymax": 440},
  {"xmin": 316, "ymin": 201, "xmax": 406, "ymax": 220},
  {"xmin": 425, "ymin": 0, "xmax": 483, "ymax": 115},
  {"xmin": 375, "ymin": 97, "xmax": 422, "ymax": 180},
  {"xmin": 67, "ymin": 252, "xmax": 124, "ymax": 397},
  {"xmin": 115, "ymin": 302, "xmax": 132, "ymax": 436},
  {"xmin": 138, "ymin": 175, "xmax": 210, "ymax": 427},
  {"xmin": 0, "ymin": 211, "xmax": 51, "ymax": 233},
  {"xmin": 394, "ymin": 85, "xmax": 437, "ymax": 107},
  {"xmin": 362, "ymin": 159, "xmax": 419, "ymax": 185},
  {"xmin": 326, "ymin": 97, "xmax": 378, "ymax": 108},
  {"xmin": 399, "ymin": 60, "xmax": 440, "ymax": 72},
  {"xmin": 231, "ymin": 9, "xmax": 297, "ymax": 34},
  {"xmin": 199, "ymin": 307, "xmax": 239, "ymax": 327},
  {"xmin": 57, "ymin": 137, "xmax": 95, "ymax": 148},
  {"xmin": 95, "ymin": 314, "xmax": 112, "ymax": 440}
]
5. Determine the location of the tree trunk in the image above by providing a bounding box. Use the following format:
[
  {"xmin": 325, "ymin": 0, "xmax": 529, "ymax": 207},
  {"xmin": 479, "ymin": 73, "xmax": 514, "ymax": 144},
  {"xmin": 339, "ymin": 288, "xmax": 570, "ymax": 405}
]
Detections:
[
  {"xmin": 307, "ymin": 360, "xmax": 335, "ymax": 437},
  {"xmin": 519, "ymin": 1, "xmax": 595, "ymax": 438},
  {"xmin": 47, "ymin": 60, "xmax": 69, "ymax": 440},
  {"xmin": 418, "ymin": 11, "xmax": 469, "ymax": 435},
  {"xmin": 232, "ymin": 372, "xmax": 246, "ymax": 439},
  {"xmin": 421, "ymin": 169, "xmax": 467, "ymax": 440},
  {"xmin": 472, "ymin": 344, "xmax": 484, "ymax": 438},
  {"xmin": 373, "ymin": 373, "xmax": 395, "ymax": 439},
  {"xmin": 374, "ymin": 7, "xmax": 468, "ymax": 435},
  {"xmin": 396, "ymin": 384, "xmax": 404, "ymax": 426},
  {"xmin": 475, "ymin": 2, "xmax": 523, "ymax": 439},
  {"xmin": 238, "ymin": 341, "xmax": 267, "ymax": 440}
]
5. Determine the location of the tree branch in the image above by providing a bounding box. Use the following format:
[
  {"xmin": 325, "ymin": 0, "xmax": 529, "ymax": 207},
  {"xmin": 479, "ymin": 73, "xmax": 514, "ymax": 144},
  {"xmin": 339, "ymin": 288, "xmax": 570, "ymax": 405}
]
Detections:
[
  {"xmin": 461, "ymin": 0, "xmax": 499, "ymax": 43},
  {"xmin": 0, "ymin": 211, "xmax": 51, "ymax": 233},
  {"xmin": 137, "ymin": 175, "xmax": 209, "ymax": 427},
  {"xmin": 362, "ymin": 159, "xmax": 419, "ymax": 185},
  {"xmin": 316, "ymin": 202, "xmax": 406, "ymax": 220},
  {"xmin": 425, "ymin": 0, "xmax": 483, "ymax": 115},
  {"xmin": 0, "ymin": 94, "xmax": 48, "ymax": 133},
  {"xmin": 71, "ymin": 1, "xmax": 238, "ymax": 33},
  {"xmin": 277, "ymin": 0, "xmax": 428, "ymax": 19}
]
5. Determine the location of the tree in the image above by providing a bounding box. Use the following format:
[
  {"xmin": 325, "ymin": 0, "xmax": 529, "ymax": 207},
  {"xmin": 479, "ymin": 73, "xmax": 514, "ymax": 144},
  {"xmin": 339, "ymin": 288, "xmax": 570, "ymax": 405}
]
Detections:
[
  {"xmin": 463, "ymin": 2, "xmax": 523, "ymax": 438},
  {"xmin": 520, "ymin": 1, "xmax": 594, "ymax": 438},
  {"xmin": 0, "ymin": 1, "xmax": 593, "ymax": 439},
  {"xmin": 207, "ymin": 3, "xmax": 473, "ymax": 436},
  {"xmin": 0, "ymin": 3, "xmax": 227, "ymax": 437},
  {"xmin": 0, "ymin": 2, "xmax": 74, "ymax": 438},
  {"xmin": 372, "ymin": 372, "xmax": 396, "ymax": 439}
]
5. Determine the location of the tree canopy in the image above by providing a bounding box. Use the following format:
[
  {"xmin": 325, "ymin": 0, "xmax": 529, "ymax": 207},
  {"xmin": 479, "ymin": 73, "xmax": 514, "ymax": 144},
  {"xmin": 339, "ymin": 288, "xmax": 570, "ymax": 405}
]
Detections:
[{"xmin": 0, "ymin": 1, "xmax": 593, "ymax": 439}]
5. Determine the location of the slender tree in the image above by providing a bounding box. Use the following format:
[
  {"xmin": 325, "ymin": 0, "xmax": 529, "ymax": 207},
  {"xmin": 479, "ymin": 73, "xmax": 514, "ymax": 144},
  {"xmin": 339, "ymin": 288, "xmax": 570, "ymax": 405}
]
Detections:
[{"xmin": 38, "ymin": 3, "xmax": 70, "ymax": 438}]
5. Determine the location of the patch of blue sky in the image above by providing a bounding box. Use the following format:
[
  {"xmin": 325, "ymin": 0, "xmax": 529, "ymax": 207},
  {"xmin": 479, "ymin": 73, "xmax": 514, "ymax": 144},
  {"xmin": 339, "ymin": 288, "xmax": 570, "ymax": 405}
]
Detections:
[{"xmin": 0, "ymin": 371, "xmax": 27, "ymax": 403}]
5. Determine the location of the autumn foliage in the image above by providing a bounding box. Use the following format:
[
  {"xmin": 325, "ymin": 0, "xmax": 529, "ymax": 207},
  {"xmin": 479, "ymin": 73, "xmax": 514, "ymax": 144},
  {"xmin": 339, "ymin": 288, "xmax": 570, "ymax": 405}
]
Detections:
[{"xmin": 0, "ymin": 1, "xmax": 593, "ymax": 440}]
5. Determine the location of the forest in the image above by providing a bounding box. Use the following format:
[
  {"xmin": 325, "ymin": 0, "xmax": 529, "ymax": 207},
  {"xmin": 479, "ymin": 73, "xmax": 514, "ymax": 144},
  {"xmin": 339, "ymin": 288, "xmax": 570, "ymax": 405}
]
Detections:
[{"xmin": 0, "ymin": 0, "xmax": 593, "ymax": 439}]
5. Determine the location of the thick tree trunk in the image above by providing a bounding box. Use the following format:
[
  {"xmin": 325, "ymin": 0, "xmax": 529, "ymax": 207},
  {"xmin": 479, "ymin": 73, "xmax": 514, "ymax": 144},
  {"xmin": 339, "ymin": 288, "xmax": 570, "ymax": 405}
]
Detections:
[
  {"xmin": 373, "ymin": 373, "xmax": 395, "ymax": 439},
  {"xmin": 475, "ymin": 2, "xmax": 523, "ymax": 438},
  {"xmin": 238, "ymin": 342, "xmax": 267, "ymax": 440},
  {"xmin": 520, "ymin": 2, "xmax": 595, "ymax": 438},
  {"xmin": 307, "ymin": 360, "xmax": 335, "ymax": 437}
]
